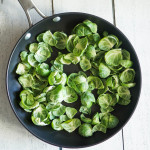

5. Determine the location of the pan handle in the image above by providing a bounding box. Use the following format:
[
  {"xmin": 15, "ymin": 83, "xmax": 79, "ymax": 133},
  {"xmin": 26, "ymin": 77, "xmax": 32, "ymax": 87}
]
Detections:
[{"xmin": 18, "ymin": 0, "xmax": 46, "ymax": 27}]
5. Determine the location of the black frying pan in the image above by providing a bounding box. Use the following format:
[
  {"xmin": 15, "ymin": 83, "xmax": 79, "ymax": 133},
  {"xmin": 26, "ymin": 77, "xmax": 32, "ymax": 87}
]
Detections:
[{"xmin": 6, "ymin": 0, "xmax": 142, "ymax": 148}]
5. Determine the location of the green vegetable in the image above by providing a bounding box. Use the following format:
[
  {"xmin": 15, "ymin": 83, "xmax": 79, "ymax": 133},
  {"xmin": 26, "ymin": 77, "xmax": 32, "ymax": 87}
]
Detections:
[
  {"xmin": 78, "ymin": 123, "xmax": 93, "ymax": 137},
  {"xmin": 31, "ymin": 104, "xmax": 50, "ymax": 126},
  {"xmin": 66, "ymin": 107, "xmax": 77, "ymax": 119},
  {"xmin": 61, "ymin": 118, "xmax": 81, "ymax": 133},
  {"xmin": 51, "ymin": 119, "xmax": 63, "ymax": 130},
  {"xmin": 80, "ymin": 114, "xmax": 92, "ymax": 123},
  {"xmin": 16, "ymin": 20, "xmax": 136, "ymax": 137}
]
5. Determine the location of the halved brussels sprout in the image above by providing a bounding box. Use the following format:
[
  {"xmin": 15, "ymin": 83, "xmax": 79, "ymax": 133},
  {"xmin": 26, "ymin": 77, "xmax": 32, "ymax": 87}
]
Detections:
[
  {"xmin": 43, "ymin": 30, "xmax": 56, "ymax": 46},
  {"xmin": 18, "ymin": 74, "xmax": 33, "ymax": 88},
  {"xmin": 120, "ymin": 60, "xmax": 133, "ymax": 68},
  {"xmin": 87, "ymin": 76, "xmax": 104, "ymax": 91},
  {"xmin": 64, "ymin": 86, "xmax": 78, "ymax": 103},
  {"xmin": 117, "ymin": 86, "xmax": 131, "ymax": 100},
  {"xmin": 99, "ymin": 63, "xmax": 111, "ymax": 78},
  {"xmin": 19, "ymin": 89, "xmax": 39, "ymax": 112},
  {"xmin": 56, "ymin": 53, "xmax": 71, "ymax": 65},
  {"xmin": 52, "ymin": 104, "xmax": 66, "ymax": 117},
  {"xmin": 83, "ymin": 20, "xmax": 97, "ymax": 33},
  {"xmin": 51, "ymin": 119, "xmax": 63, "ymax": 131},
  {"xmin": 80, "ymin": 56, "xmax": 91, "ymax": 71},
  {"xmin": 51, "ymin": 59, "xmax": 63, "ymax": 72},
  {"xmin": 16, "ymin": 63, "xmax": 31, "ymax": 75},
  {"xmin": 36, "ymin": 63, "xmax": 50, "ymax": 77},
  {"xmin": 20, "ymin": 51, "xmax": 28, "ymax": 62},
  {"xmin": 61, "ymin": 118, "xmax": 81, "ymax": 133},
  {"xmin": 92, "ymin": 112, "xmax": 100, "ymax": 125},
  {"xmin": 53, "ymin": 31, "xmax": 67, "ymax": 49},
  {"xmin": 101, "ymin": 113, "xmax": 119, "ymax": 129},
  {"xmin": 78, "ymin": 123, "xmax": 93, "ymax": 137},
  {"xmin": 29, "ymin": 43, "xmax": 38, "ymax": 53},
  {"xmin": 66, "ymin": 107, "xmax": 77, "ymax": 119},
  {"xmin": 73, "ymin": 37, "xmax": 88, "ymax": 56},
  {"xmin": 92, "ymin": 124, "xmax": 107, "ymax": 133},
  {"xmin": 105, "ymin": 49, "xmax": 123, "ymax": 66},
  {"xmin": 67, "ymin": 73, "xmax": 78, "ymax": 88},
  {"xmin": 31, "ymin": 104, "xmax": 50, "ymax": 126},
  {"xmin": 64, "ymin": 53, "xmax": 80, "ymax": 64},
  {"xmin": 37, "ymin": 33, "xmax": 44, "ymax": 42},
  {"xmin": 80, "ymin": 114, "xmax": 92, "ymax": 123},
  {"xmin": 98, "ymin": 35, "xmax": 119, "ymax": 51},
  {"xmin": 85, "ymin": 45, "xmax": 96, "ymax": 59},
  {"xmin": 119, "ymin": 68, "xmax": 135, "ymax": 83},
  {"xmin": 73, "ymin": 23, "xmax": 92, "ymax": 37},
  {"xmin": 28, "ymin": 54, "xmax": 39, "ymax": 67},
  {"xmin": 81, "ymin": 91, "xmax": 95, "ymax": 108},
  {"xmin": 60, "ymin": 115, "xmax": 69, "ymax": 122},
  {"xmin": 79, "ymin": 106, "xmax": 91, "ymax": 115},
  {"xmin": 48, "ymin": 71, "xmax": 67, "ymax": 85},
  {"xmin": 46, "ymin": 84, "xmax": 66, "ymax": 103}
]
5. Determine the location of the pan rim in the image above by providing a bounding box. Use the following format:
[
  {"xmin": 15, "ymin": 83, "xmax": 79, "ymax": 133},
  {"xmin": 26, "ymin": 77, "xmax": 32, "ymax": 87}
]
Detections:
[{"xmin": 6, "ymin": 12, "xmax": 142, "ymax": 148}]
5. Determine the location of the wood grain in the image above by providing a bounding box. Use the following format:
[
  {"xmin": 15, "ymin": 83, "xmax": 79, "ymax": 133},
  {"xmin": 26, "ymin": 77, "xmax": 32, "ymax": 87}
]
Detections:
[
  {"xmin": 115, "ymin": 0, "xmax": 150, "ymax": 149},
  {"xmin": 0, "ymin": 0, "xmax": 57, "ymax": 150},
  {"xmin": 53, "ymin": 0, "xmax": 123, "ymax": 149}
]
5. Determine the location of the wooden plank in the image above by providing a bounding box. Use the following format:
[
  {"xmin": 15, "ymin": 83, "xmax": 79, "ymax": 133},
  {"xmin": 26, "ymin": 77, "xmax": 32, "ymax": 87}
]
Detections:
[
  {"xmin": 115, "ymin": 0, "xmax": 150, "ymax": 149},
  {"xmin": 0, "ymin": 0, "xmax": 58, "ymax": 150},
  {"xmin": 53, "ymin": 0, "xmax": 123, "ymax": 150}
]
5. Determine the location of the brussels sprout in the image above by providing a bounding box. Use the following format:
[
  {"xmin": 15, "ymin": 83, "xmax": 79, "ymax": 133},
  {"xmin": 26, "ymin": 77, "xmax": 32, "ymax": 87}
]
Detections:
[
  {"xmin": 92, "ymin": 112, "xmax": 100, "ymax": 125},
  {"xmin": 52, "ymin": 104, "xmax": 66, "ymax": 117},
  {"xmin": 36, "ymin": 63, "xmax": 50, "ymax": 77},
  {"xmin": 94, "ymin": 51, "xmax": 105, "ymax": 65},
  {"xmin": 56, "ymin": 53, "xmax": 71, "ymax": 65},
  {"xmin": 43, "ymin": 30, "xmax": 56, "ymax": 46},
  {"xmin": 18, "ymin": 74, "xmax": 33, "ymax": 88},
  {"xmin": 119, "ymin": 68, "xmax": 135, "ymax": 83},
  {"xmin": 61, "ymin": 118, "xmax": 81, "ymax": 133},
  {"xmin": 106, "ymin": 75, "xmax": 119, "ymax": 90},
  {"xmin": 66, "ymin": 107, "xmax": 77, "ymax": 119},
  {"xmin": 79, "ymin": 106, "xmax": 91, "ymax": 115},
  {"xmin": 66, "ymin": 34, "xmax": 79, "ymax": 52},
  {"xmin": 73, "ymin": 37, "xmax": 88, "ymax": 56},
  {"xmin": 19, "ymin": 89, "xmax": 39, "ymax": 111},
  {"xmin": 100, "ymin": 106, "xmax": 114, "ymax": 113},
  {"xmin": 80, "ymin": 56, "xmax": 91, "ymax": 71},
  {"xmin": 64, "ymin": 53, "xmax": 80, "ymax": 64},
  {"xmin": 105, "ymin": 49, "xmax": 123, "ymax": 66},
  {"xmin": 48, "ymin": 71, "xmax": 67, "ymax": 85},
  {"xmin": 20, "ymin": 51, "xmax": 28, "ymax": 62},
  {"xmin": 46, "ymin": 84, "xmax": 66, "ymax": 103},
  {"xmin": 74, "ymin": 76, "xmax": 89, "ymax": 94},
  {"xmin": 60, "ymin": 115, "xmax": 69, "ymax": 122},
  {"xmin": 121, "ymin": 83, "xmax": 136, "ymax": 88},
  {"xmin": 90, "ymin": 68, "xmax": 99, "ymax": 76},
  {"xmin": 97, "ymin": 94, "xmax": 117, "ymax": 109},
  {"xmin": 97, "ymin": 79, "xmax": 109, "ymax": 95},
  {"xmin": 28, "ymin": 54, "xmax": 39, "ymax": 67},
  {"xmin": 122, "ymin": 49, "xmax": 130, "ymax": 60},
  {"xmin": 78, "ymin": 71, "xmax": 87, "ymax": 78},
  {"xmin": 92, "ymin": 124, "xmax": 107, "ymax": 133},
  {"xmin": 64, "ymin": 86, "xmax": 78, "ymax": 103},
  {"xmin": 81, "ymin": 91, "xmax": 95, "ymax": 108},
  {"xmin": 67, "ymin": 73, "xmax": 78, "ymax": 88},
  {"xmin": 87, "ymin": 33, "xmax": 100, "ymax": 46},
  {"xmin": 53, "ymin": 32, "xmax": 67, "ymax": 49},
  {"xmin": 118, "ymin": 98, "xmax": 131, "ymax": 105},
  {"xmin": 37, "ymin": 33, "xmax": 44, "ymax": 42},
  {"xmin": 29, "ymin": 43, "xmax": 38, "ymax": 53},
  {"xmin": 34, "ymin": 93, "xmax": 46, "ymax": 102},
  {"xmin": 85, "ymin": 45, "xmax": 96, "ymax": 59},
  {"xmin": 73, "ymin": 23, "xmax": 92, "ymax": 37},
  {"xmin": 120, "ymin": 60, "xmax": 133, "ymax": 68},
  {"xmin": 83, "ymin": 20, "xmax": 97, "ymax": 33},
  {"xmin": 99, "ymin": 63, "xmax": 111, "ymax": 78},
  {"xmin": 101, "ymin": 113, "xmax": 119, "ymax": 129},
  {"xmin": 34, "ymin": 46, "xmax": 51, "ymax": 63},
  {"xmin": 38, "ymin": 42, "xmax": 53, "ymax": 52},
  {"xmin": 117, "ymin": 86, "xmax": 131, "ymax": 100},
  {"xmin": 87, "ymin": 76, "xmax": 104, "ymax": 91},
  {"xmin": 16, "ymin": 63, "xmax": 31, "ymax": 75},
  {"xmin": 48, "ymin": 111, "xmax": 55, "ymax": 120},
  {"xmin": 51, "ymin": 119, "xmax": 63, "ymax": 131},
  {"xmin": 51, "ymin": 60, "xmax": 63, "ymax": 72},
  {"xmin": 80, "ymin": 114, "xmax": 92, "ymax": 123},
  {"xmin": 31, "ymin": 104, "xmax": 50, "ymax": 126},
  {"xmin": 98, "ymin": 35, "xmax": 119, "ymax": 51},
  {"xmin": 78, "ymin": 123, "xmax": 93, "ymax": 137}
]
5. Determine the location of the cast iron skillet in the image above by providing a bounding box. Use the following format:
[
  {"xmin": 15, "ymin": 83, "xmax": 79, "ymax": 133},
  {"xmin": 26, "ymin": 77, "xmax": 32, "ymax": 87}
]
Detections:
[{"xmin": 6, "ymin": 0, "xmax": 141, "ymax": 148}]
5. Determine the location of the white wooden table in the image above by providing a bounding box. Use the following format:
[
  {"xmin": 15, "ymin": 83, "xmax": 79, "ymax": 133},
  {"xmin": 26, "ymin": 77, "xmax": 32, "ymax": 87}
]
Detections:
[{"xmin": 0, "ymin": 0, "xmax": 149, "ymax": 149}]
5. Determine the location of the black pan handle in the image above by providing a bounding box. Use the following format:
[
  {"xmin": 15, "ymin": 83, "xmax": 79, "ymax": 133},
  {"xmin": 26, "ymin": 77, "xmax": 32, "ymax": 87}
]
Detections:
[{"xmin": 18, "ymin": 0, "xmax": 46, "ymax": 27}]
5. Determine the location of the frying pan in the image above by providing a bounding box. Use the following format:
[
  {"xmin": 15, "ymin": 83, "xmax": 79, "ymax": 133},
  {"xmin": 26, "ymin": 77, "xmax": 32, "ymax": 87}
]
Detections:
[{"xmin": 6, "ymin": 0, "xmax": 142, "ymax": 148}]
